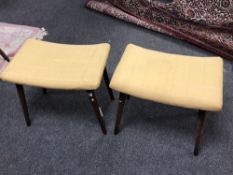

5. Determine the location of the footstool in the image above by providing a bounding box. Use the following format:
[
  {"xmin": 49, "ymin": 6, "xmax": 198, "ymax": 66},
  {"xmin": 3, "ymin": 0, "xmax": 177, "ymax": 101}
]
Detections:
[
  {"xmin": 110, "ymin": 44, "xmax": 223, "ymax": 155},
  {"xmin": 0, "ymin": 39, "xmax": 114, "ymax": 134}
]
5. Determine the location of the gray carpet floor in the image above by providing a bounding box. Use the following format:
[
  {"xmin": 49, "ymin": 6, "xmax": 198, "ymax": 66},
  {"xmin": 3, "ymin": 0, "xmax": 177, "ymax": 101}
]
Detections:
[{"xmin": 0, "ymin": 0, "xmax": 233, "ymax": 174}]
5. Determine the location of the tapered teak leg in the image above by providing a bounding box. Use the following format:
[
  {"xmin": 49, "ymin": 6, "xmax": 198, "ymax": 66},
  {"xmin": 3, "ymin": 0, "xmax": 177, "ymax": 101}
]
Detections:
[
  {"xmin": 194, "ymin": 110, "xmax": 207, "ymax": 156},
  {"xmin": 114, "ymin": 93, "xmax": 126, "ymax": 135},
  {"xmin": 103, "ymin": 68, "xmax": 114, "ymax": 100},
  {"xmin": 87, "ymin": 90, "xmax": 107, "ymax": 134},
  {"xmin": 16, "ymin": 84, "xmax": 31, "ymax": 126}
]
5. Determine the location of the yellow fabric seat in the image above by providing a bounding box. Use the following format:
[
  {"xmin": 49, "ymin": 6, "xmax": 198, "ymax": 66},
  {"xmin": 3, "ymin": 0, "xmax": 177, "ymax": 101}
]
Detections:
[
  {"xmin": 110, "ymin": 44, "xmax": 223, "ymax": 111},
  {"xmin": 1, "ymin": 39, "xmax": 111, "ymax": 90}
]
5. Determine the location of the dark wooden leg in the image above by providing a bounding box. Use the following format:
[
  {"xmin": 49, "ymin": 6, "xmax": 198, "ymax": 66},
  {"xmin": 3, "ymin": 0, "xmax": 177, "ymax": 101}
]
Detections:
[
  {"xmin": 103, "ymin": 68, "xmax": 114, "ymax": 100},
  {"xmin": 126, "ymin": 95, "xmax": 130, "ymax": 100},
  {"xmin": 42, "ymin": 88, "xmax": 47, "ymax": 95},
  {"xmin": 194, "ymin": 110, "xmax": 207, "ymax": 156},
  {"xmin": 16, "ymin": 84, "xmax": 31, "ymax": 126},
  {"xmin": 114, "ymin": 93, "xmax": 126, "ymax": 135},
  {"xmin": 0, "ymin": 48, "xmax": 10, "ymax": 62},
  {"xmin": 87, "ymin": 90, "xmax": 107, "ymax": 135}
]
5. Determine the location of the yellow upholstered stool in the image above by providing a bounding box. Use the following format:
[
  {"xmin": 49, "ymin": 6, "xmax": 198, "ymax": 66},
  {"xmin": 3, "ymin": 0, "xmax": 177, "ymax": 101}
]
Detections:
[
  {"xmin": 0, "ymin": 39, "xmax": 115, "ymax": 134},
  {"xmin": 110, "ymin": 44, "xmax": 223, "ymax": 155}
]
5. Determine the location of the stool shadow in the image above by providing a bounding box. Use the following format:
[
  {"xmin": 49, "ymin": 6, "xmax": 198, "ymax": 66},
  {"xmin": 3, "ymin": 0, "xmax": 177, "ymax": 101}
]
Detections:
[
  {"xmin": 25, "ymin": 86, "xmax": 112, "ymax": 124},
  {"xmin": 120, "ymin": 97, "xmax": 219, "ymax": 145}
]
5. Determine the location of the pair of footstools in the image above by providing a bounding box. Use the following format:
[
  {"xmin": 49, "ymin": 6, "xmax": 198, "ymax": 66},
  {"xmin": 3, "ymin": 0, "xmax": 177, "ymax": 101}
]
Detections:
[{"xmin": 0, "ymin": 39, "xmax": 223, "ymax": 156}]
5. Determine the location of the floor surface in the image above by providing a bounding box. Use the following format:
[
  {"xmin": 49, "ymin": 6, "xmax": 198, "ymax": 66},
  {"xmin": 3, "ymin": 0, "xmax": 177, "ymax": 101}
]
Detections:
[{"xmin": 0, "ymin": 1, "xmax": 233, "ymax": 174}]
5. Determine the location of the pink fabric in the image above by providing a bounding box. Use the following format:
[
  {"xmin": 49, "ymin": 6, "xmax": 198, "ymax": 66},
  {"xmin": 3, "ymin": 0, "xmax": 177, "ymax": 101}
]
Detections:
[
  {"xmin": 0, "ymin": 22, "xmax": 45, "ymax": 56},
  {"xmin": 0, "ymin": 22, "xmax": 47, "ymax": 73}
]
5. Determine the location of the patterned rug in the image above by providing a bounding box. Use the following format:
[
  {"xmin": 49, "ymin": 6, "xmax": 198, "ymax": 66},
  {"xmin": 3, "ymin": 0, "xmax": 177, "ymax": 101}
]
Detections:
[
  {"xmin": 0, "ymin": 22, "xmax": 47, "ymax": 73},
  {"xmin": 85, "ymin": 0, "xmax": 233, "ymax": 61}
]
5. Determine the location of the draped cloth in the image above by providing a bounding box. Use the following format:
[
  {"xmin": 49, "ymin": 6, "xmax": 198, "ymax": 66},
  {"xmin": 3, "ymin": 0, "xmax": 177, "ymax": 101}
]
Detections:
[
  {"xmin": 0, "ymin": 22, "xmax": 47, "ymax": 74},
  {"xmin": 85, "ymin": 0, "xmax": 233, "ymax": 61}
]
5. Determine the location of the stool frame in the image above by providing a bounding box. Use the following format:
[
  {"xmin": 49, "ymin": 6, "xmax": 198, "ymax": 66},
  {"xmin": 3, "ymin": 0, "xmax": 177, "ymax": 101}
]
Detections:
[
  {"xmin": 1, "ymin": 49, "xmax": 114, "ymax": 134},
  {"xmin": 114, "ymin": 92, "xmax": 207, "ymax": 156}
]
